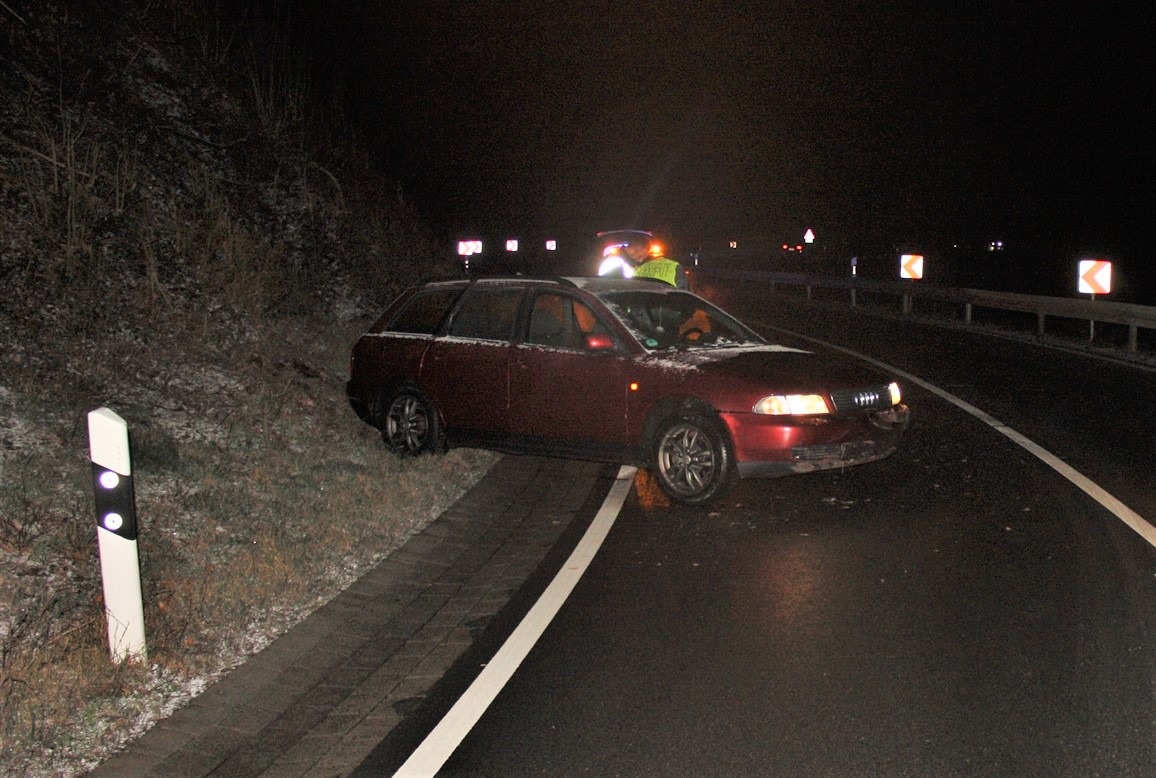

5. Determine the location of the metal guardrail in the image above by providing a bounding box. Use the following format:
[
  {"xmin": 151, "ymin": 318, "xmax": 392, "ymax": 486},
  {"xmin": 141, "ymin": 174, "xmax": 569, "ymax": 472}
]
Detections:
[{"xmin": 697, "ymin": 267, "xmax": 1156, "ymax": 355}]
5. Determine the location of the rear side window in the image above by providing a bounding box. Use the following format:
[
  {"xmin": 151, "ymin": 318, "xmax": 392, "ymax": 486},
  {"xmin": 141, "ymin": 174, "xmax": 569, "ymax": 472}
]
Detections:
[
  {"xmin": 526, "ymin": 292, "xmax": 613, "ymax": 349},
  {"xmin": 448, "ymin": 287, "xmax": 523, "ymax": 341},
  {"xmin": 387, "ymin": 288, "xmax": 463, "ymax": 334}
]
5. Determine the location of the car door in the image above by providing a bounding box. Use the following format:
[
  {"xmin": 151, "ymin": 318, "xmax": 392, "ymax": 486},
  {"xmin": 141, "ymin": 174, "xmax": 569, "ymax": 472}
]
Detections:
[
  {"xmin": 419, "ymin": 284, "xmax": 523, "ymax": 442},
  {"xmin": 509, "ymin": 290, "xmax": 632, "ymax": 458}
]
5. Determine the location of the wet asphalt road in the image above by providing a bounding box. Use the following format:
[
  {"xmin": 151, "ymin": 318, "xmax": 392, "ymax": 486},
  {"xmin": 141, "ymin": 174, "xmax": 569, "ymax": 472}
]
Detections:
[
  {"xmin": 93, "ymin": 290, "xmax": 1156, "ymax": 776},
  {"xmin": 374, "ymin": 297, "xmax": 1156, "ymax": 776}
]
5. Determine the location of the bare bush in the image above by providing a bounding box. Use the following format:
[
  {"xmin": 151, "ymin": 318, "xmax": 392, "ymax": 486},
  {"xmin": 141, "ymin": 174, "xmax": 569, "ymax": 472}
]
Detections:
[{"xmin": 0, "ymin": 2, "xmax": 480, "ymax": 774}]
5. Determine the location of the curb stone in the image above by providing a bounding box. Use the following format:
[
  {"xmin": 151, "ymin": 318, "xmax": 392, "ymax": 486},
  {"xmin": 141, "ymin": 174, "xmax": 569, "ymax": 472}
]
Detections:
[{"xmin": 89, "ymin": 455, "xmax": 609, "ymax": 777}]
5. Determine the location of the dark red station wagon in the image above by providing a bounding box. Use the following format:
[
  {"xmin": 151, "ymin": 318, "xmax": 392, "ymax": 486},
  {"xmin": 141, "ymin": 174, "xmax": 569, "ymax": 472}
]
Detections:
[{"xmin": 347, "ymin": 276, "xmax": 910, "ymax": 505}]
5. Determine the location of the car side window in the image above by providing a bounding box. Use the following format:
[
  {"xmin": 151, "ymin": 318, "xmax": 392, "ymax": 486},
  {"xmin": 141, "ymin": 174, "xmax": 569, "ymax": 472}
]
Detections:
[
  {"xmin": 387, "ymin": 288, "xmax": 463, "ymax": 334},
  {"xmin": 448, "ymin": 287, "xmax": 522, "ymax": 341},
  {"xmin": 526, "ymin": 293, "xmax": 612, "ymax": 349}
]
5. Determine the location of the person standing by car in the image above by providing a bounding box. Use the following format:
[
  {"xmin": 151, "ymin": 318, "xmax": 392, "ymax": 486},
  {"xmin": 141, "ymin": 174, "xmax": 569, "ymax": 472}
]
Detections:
[{"xmin": 631, "ymin": 241, "xmax": 690, "ymax": 289}]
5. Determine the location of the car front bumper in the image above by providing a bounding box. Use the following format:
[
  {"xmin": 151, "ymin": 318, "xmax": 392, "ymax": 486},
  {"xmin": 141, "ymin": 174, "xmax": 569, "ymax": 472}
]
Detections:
[{"xmin": 726, "ymin": 404, "xmax": 910, "ymax": 479}]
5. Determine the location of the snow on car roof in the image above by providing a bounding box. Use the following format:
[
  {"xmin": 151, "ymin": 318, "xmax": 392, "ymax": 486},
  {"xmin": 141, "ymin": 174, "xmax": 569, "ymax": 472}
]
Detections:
[{"xmin": 562, "ymin": 276, "xmax": 681, "ymax": 293}]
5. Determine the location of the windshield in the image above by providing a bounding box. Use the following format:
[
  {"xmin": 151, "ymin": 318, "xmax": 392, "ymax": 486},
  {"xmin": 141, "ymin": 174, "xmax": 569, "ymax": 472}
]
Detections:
[{"xmin": 598, "ymin": 290, "xmax": 765, "ymax": 351}]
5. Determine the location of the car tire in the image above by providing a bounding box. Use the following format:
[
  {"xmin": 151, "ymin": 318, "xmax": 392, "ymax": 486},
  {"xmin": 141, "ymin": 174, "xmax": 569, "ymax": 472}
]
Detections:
[
  {"xmin": 652, "ymin": 412, "xmax": 737, "ymax": 505},
  {"xmin": 379, "ymin": 388, "xmax": 444, "ymax": 456}
]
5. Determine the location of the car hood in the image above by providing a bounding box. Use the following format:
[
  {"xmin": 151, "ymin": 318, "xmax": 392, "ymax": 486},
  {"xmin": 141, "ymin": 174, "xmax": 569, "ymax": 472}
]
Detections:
[{"xmin": 644, "ymin": 344, "xmax": 890, "ymax": 393}]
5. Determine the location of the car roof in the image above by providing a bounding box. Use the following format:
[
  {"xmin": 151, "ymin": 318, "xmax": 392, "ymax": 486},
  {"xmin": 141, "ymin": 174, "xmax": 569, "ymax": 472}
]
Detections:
[
  {"xmin": 417, "ymin": 276, "xmax": 684, "ymax": 295},
  {"xmin": 595, "ymin": 229, "xmax": 653, "ymax": 240},
  {"xmin": 561, "ymin": 276, "xmax": 683, "ymax": 294}
]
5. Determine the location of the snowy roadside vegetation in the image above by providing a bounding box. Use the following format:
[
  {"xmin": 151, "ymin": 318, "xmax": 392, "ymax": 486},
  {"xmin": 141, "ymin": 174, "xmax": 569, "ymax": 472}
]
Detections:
[{"xmin": 0, "ymin": 2, "xmax": 495, "ymax": 774}]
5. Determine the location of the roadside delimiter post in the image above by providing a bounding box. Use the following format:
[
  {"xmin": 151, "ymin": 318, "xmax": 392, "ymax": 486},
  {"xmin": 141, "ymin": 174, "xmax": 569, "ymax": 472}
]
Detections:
[{"xmin": 88, "ymin": 407, "xmax": 147, "ymax": 663}]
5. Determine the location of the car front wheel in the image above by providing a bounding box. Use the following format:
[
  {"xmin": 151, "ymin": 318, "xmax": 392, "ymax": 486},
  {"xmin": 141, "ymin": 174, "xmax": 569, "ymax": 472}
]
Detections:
[
  {"xmin": 652, "ymin": 412, "xmax": 737, "ymax": 505},
  {"xmin": 380, "ymin": 388, "xmax": 443, "ymax": 456}
]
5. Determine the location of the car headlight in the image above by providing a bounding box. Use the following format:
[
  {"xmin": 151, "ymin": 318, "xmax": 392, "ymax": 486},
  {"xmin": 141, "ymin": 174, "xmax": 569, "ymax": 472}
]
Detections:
[
  {"xmin": 598, "ymin": 256, "xmax": 635, "ymax": 277},
  {"xmin": 753, "ymin": 394, "xmax": 830, "ymax": 415}
]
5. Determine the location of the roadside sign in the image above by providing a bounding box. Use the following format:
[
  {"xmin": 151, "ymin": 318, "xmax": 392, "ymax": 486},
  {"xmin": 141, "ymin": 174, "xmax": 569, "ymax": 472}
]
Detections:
[
  {"xmin": 900, "ymin": 254, "xmax": 924, "ymax": 280},
  {"xmin": 1078, "ymin": 260, "xmax": 1112, "ymax": 295}
]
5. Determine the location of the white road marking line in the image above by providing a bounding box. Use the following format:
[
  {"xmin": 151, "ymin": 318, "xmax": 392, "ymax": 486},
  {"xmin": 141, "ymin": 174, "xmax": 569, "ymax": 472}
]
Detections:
[
  {"xmin": 396, "ymin": 327, "xmax": 1156, "ymax": 775},
  {"xmin": 772, "ymin": 325, "xmax": 1156, "ymax": 550},
  {"xmin": 392, "ymin": 465, "xmax": 637, "ymax": 777}
]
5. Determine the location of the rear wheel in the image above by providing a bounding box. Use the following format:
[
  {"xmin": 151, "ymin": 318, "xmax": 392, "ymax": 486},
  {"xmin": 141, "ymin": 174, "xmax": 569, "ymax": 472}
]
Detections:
[
  {"xmin": 380, "ymin": 388, "xmax": 443, "ymax": 456},
  {"xmin": 652, "ymin": 412, "xmax": 737, "ymax": 505}
]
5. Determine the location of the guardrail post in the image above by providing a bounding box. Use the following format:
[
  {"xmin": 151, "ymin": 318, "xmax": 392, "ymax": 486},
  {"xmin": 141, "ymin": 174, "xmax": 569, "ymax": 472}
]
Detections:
[
  {"xmin": 902, "ymin": 294, "xmax": 911, "ymax": 315},
  {"xmin": 850, "ymin": 288, "xmax": 857, "ymax": 307},
  {"xmin": 965, "ymin": 302, "xmax": 973, "ymax": 325},
  {"xmin": 1038, "ymin": 312, "xmax": 1046, "ymax": 338},
  {"xmin": 806, "ymin": 285, "xmax": 813, "ymax": 303},
  {"xmin": 1129, "ymin": 323, "xmax": 1138, "ymax": 352}
]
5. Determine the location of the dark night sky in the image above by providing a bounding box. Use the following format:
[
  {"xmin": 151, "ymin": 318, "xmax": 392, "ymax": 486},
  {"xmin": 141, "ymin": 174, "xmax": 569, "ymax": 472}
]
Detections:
[{"xmin": 308, "ymin": 1, "xmax": 1154, "ymax": 287}]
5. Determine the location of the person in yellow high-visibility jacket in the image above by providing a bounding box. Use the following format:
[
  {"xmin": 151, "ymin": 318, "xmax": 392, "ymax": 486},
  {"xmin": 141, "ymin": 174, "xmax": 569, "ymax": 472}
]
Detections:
[{"xmin": 630, "ymin": 244, "xmax": 689, "ymax": 289}]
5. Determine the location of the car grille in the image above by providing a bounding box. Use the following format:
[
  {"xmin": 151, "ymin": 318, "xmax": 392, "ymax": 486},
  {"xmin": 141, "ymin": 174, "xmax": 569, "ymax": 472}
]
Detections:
[{"xmin": 828, "ymin": 384, "xmax": 894, "ymax": 413}]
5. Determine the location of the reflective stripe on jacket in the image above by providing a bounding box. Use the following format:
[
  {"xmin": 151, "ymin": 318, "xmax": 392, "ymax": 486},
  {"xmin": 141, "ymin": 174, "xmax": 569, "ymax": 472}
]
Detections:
[{"xmin": 633, "ymin": 257, "xmax": 686, "ymax": 288}]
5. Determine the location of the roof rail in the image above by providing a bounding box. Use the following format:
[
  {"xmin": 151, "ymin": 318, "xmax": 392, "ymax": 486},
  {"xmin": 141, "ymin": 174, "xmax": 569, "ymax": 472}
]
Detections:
[{"xmin": 413, "ymin": 274, "xmax": 583, "ymax": 288}]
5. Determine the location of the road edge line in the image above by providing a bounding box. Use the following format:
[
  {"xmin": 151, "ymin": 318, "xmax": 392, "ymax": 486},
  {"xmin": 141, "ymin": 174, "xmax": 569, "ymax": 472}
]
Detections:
[
  {"xmin": 766, "ymin": 323, "xmax": 1156, "ymax": 549},
  {"xmin": 392, "ymin": 465, "xmax": 637, "ymax": 777}
]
